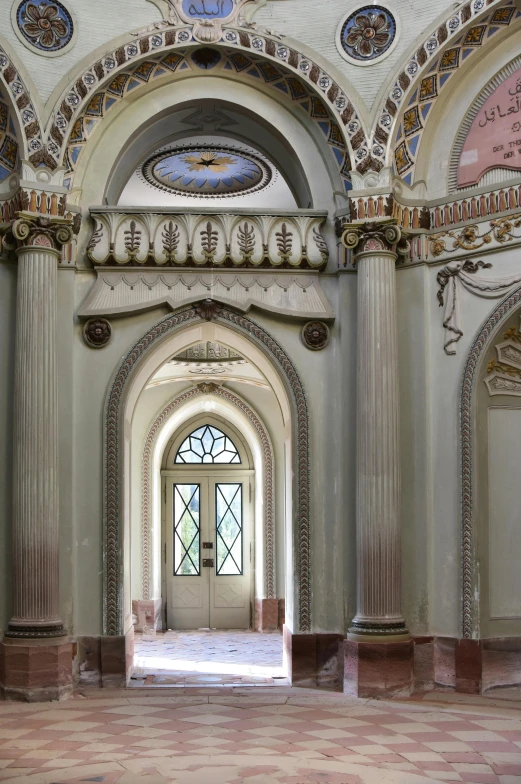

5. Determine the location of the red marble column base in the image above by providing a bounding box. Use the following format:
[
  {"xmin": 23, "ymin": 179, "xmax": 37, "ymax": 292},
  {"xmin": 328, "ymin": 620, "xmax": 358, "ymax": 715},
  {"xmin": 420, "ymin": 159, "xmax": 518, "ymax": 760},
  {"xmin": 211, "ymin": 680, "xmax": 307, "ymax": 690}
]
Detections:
[
  {"xmin": 344, "ymin": 639, "xmax": 414, "ymax": 698},
  {"xmin": 0, "ymin": 636, "xmax": 73, "ymax": 702},
  {"xmin": 283, "ymin": 626, "xmax": 344, "ymax": 690},
  {"xmin": 132, "ymin": 599, "xmax": 163, "ymax": 632}
]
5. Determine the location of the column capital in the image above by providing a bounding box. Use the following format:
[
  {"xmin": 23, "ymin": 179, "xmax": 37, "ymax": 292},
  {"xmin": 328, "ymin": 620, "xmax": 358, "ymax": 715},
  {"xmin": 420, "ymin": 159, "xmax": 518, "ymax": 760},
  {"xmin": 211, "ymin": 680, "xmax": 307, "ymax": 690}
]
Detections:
[
  {"xmin": 6, "ymin": 212, "xmax": 75, "ymax": 255},
  {"xmin": 339, "ymin": 219, "xmax": 410, "ymax": 263}
]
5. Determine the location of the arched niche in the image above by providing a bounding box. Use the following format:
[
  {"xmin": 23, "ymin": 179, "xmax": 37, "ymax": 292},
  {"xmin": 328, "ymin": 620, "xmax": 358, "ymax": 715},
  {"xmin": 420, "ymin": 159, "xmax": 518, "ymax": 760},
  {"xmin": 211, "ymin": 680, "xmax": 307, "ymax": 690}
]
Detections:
[
  {"xmin": 69, "ymin": 74, "xmax": 343, "ymax": 217},
  {"xmin": 104, "ymin": 307, "xmax": 311, "ymax": 656},
  {"xmin": 103, "ymin": 99, "xmax": 313, "ymax": 209}
]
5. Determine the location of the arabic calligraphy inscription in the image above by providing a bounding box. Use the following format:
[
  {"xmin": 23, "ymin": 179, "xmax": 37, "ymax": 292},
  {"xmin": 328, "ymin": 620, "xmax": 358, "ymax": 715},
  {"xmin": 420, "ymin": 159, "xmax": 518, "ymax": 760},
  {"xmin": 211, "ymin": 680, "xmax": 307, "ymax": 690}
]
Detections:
[
  {"xmin": 458, "ymin": 66, "xmax": 521, "ymax": 187},
  {"xmin": 182, "ymin": 0, "xmax": 234, "ymax": 19}
]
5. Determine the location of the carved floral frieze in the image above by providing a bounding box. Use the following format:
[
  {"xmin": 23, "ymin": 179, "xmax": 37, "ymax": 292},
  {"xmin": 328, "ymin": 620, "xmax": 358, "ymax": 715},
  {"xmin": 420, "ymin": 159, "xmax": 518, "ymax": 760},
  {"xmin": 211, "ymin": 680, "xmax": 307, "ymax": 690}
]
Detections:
[{"xmin": 87, "ymin": 210, "xmax": 328, "ymax": 269}]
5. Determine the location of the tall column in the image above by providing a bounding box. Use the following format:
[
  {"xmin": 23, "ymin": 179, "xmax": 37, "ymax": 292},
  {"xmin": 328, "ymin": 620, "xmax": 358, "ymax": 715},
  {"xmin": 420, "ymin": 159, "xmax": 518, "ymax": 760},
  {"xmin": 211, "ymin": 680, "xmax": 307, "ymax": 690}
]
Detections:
[
  {"xmin": 341, "ymin": 220, "xmax": 413, "ymax": 697},
  {"xmin": 1, "ymin": 214, "xmax": 74, "ymax": 701}
]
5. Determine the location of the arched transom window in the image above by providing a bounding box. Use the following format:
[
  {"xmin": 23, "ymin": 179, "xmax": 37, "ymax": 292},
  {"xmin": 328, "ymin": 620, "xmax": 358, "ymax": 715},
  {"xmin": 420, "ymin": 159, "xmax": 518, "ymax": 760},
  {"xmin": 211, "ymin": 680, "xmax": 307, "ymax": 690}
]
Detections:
[{"xmin": 175, "ymin": 424, "xmax": 241, "ymax": 464}]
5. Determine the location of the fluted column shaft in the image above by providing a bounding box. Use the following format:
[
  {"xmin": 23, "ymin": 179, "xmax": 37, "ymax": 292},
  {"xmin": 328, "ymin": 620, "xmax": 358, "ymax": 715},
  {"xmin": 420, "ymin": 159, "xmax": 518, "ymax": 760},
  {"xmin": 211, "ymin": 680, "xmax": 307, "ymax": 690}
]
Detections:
[
  {"xmin": 342, "ymin": 221, "xmax": 408, "ymax": 640},
  {"xmin": 7, "ymin": 240, "xmax": 65, "ymax": 638}
]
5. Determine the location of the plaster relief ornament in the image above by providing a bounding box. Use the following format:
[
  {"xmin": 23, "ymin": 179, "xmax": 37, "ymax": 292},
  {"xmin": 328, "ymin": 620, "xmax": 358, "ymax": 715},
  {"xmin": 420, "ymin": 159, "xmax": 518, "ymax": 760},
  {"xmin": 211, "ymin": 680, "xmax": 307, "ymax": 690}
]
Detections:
[
  {"xmin": 302, "ymin": 321, "xmax": 330, "ymax": 351},
  {"xmin": 13, "ymin": 0, "xmax": 75, "ymax": 55},
  {"xmin": 142, "ymin": 145, "xmax": 271, "ymax": 197},
  {"xmin": 336, "ymin": 4, "xmax": 398, "ymax": 66},
  {"xmin": 83, "ymin": 318, "xmax": 112, "ymax": 349},
  {"xmin": 154, "ymin": 0, "xmax": 276, "ymax": 43}
]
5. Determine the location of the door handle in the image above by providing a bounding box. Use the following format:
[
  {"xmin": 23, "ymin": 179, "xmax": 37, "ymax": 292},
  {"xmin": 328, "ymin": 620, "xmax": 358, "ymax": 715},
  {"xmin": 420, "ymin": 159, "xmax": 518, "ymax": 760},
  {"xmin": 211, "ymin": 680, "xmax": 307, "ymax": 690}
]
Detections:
[
  {"xmin": 202, "ymin": 542, "xmax": 213, "ymax": 549},
  {"xmin": 203, "ymin": 559, "xmax": 214, "ymax": 567}
]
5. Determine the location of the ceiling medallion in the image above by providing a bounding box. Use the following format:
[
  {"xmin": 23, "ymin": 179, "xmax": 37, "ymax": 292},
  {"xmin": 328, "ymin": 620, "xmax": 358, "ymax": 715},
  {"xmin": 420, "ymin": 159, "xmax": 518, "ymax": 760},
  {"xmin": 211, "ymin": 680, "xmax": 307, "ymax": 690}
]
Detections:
[
  {"xmin": 142, "ymin": 145, "xmax": 272, "ymax": 198},
  {"xmin": 336, "ymin": 4, "xmax": 398, "ymax": 67},
  {"xmin": 13, "ymin": 0, "xmax": 75, "ymax": 55}
]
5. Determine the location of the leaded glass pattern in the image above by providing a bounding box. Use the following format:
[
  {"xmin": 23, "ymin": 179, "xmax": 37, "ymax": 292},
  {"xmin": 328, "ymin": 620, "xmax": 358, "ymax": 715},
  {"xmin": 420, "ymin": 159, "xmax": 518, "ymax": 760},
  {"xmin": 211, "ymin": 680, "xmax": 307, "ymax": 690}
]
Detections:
[
  {"xmin": 216, "ymin": 483, "xmax": 243, "ymax": 575},
  {"xmin": 175, "ymin": 425, "xmax": 241, "ymax": 464},
  {"xmin": 173, "ymin": 484, "xmax": 200, "ymax": 575}
]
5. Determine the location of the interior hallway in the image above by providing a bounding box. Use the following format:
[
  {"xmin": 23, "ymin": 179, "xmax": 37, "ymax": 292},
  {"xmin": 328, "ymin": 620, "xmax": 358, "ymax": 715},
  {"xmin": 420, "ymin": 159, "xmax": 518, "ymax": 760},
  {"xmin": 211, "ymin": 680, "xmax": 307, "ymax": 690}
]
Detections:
[
  {"xmin": 1, "ymin": 688, "xmax": 521, "ymax": 782},
  {"xmin": 131, "ymin": 630, "xmax": 286, "ymax": 687}
]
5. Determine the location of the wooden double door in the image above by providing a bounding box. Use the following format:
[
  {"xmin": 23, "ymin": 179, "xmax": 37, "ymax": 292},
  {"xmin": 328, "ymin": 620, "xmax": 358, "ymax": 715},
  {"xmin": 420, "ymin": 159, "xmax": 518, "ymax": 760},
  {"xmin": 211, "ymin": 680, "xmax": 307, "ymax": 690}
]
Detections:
[{"xmin": 163, "ymin": 471, "xmax": 253, "ymax": 630}]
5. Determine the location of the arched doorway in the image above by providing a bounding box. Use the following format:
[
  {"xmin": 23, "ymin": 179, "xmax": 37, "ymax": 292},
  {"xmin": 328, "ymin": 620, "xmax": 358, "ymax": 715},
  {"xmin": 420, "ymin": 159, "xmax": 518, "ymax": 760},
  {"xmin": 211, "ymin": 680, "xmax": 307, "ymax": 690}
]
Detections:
[
  {"xmin": 104, "ymin": 307, "xmax": 310, "ymax": 684},
  {"xmin": 161, "ymin": 414, "xmax": 254, "ymax": 630}
]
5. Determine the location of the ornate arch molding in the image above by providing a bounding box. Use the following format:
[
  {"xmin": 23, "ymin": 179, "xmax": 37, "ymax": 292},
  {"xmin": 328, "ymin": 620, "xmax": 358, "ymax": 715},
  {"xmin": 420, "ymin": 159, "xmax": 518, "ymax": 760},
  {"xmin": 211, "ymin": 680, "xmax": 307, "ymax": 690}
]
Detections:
[
  {"xmin": 142, "ymin": 385, "xmax": 275, "ymax": 602},
  {"xmin": 375, "ymin": 0, "xmax": 520, "ymax": 185},
  {"xmin": 460, "ymin": 282, "xmax": 521, "ymax": 638},
  {"xmin": 0, "ymin": 39, "xmax": 44, "ymax": 165},
  {"xmin": 45, "ymin": 31, "xmax": 368, "ymax": 190},
  {"xmin": 104, "ymin": 304, "xmax": 309, "ymax": 636}
]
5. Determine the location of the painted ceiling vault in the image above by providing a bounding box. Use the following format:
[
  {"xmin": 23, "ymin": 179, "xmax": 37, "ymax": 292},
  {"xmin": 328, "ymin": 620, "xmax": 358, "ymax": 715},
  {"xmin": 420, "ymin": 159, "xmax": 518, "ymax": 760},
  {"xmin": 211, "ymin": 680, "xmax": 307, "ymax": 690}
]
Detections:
[{"xmin": 142, "ymin": 144, "xmax": 271, "ymax": 197}]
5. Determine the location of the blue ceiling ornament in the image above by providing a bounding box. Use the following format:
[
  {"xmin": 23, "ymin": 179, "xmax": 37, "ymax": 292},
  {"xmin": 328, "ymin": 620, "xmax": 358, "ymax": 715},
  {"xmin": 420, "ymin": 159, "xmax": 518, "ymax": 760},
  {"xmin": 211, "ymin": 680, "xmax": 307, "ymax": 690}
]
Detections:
[
  {"xmin": 142, "ymin": 145, "xmax": 272, "ymax": 197},
  {"xmin": 339, "ymin": 5, "xmax": 396, "ymax": 63},
  {"xmin": 16, "ymin": 0, "xmax": 74, "ymax": 53}
]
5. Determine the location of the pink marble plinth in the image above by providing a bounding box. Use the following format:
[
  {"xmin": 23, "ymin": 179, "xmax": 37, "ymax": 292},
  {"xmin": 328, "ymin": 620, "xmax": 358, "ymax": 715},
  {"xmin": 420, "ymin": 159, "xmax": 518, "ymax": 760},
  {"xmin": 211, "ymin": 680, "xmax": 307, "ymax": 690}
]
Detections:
[
  {"xmin": 0, "ymin": 636, "xmax": 73, "ymax": 702},
  {"xmin": 344, "ymin": 639, "xmax": 414, "ymax": 698}
]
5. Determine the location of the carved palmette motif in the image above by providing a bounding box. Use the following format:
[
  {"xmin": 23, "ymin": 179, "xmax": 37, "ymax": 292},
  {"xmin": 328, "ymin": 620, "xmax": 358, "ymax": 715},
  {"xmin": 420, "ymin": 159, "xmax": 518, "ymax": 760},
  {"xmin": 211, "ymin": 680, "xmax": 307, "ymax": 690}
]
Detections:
[{"xmin": 87, "ymin": 211, "xmax": 329, "ymax": 269}]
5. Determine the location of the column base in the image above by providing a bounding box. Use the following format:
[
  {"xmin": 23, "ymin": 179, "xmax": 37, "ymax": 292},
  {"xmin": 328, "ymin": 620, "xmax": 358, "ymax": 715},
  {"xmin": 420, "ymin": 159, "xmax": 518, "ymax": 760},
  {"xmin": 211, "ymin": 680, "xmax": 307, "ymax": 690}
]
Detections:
[
  {"xmin": 283, "ymin": 626, "xmax": 344, "ymax": 690},
  {"xmin": 0, "ymin": 636, "xmax": 73, "ymax": 702},
  {"xmin": 255, "ymin": 600, "xmax": 279, "ymax": 632},
  {"xmin": 344, "ymin": 639, "xmax": 414, "ymax": 698}
]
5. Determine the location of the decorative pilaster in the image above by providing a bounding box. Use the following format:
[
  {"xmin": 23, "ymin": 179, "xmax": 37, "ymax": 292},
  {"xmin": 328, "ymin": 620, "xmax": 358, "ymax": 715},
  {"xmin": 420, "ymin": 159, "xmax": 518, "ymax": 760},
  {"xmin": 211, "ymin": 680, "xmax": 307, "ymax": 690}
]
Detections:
[
  {"xmin": 341, "ymin": 220, "xmax": 412, "ymax": 697},
  {"xmin": 5, "ymin": 215, "xmax": 73, "ymax": 641}
]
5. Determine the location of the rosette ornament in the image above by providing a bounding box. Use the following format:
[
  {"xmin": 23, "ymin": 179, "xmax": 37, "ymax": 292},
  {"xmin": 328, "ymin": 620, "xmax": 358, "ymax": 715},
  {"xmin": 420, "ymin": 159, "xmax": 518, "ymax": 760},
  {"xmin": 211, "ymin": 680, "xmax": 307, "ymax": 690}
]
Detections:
[{"xmin": 16, "ymin": 0, "xmax": 74, "ymax": 53}]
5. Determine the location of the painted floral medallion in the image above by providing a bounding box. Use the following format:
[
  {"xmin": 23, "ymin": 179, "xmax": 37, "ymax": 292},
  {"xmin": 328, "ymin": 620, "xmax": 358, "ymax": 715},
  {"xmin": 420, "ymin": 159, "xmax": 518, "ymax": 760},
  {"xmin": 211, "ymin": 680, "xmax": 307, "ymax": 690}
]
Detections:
[
  {"xmin": 142, "ymin": 145, "xmax": 272, "ymax": 197},
  {"xmin": 339, "ymin": 5, "xmax": 397, "ymax": 64},
  {"xmin": 15, "ymin": 0, "xmax": 74, "ymax": 52}
]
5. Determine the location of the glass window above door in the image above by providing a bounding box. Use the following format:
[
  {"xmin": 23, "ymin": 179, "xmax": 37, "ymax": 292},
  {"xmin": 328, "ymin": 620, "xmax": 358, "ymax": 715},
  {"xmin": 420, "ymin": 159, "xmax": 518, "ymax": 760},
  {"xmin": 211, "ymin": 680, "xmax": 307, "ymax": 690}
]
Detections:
[{"xmin": 175, "ymin": 425, "xmax": 241, "ymax": 464}]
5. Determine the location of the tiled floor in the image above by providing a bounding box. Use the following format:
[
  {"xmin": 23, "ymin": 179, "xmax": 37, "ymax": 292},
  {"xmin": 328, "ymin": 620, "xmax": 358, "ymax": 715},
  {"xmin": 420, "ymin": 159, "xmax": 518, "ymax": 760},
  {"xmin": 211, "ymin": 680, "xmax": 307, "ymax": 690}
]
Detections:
[
  {"xmin": 1, "ymin": 688, "xmax": 521, "ymax": 782},
  {"xmin": 131, "ymin": 630, "xmax": 287, "ymax": 687}
]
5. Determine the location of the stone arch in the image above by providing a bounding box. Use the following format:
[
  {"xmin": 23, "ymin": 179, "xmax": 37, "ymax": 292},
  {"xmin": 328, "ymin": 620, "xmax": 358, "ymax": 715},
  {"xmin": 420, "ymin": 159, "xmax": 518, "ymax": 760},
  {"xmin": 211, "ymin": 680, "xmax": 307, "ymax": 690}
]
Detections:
[
  {"xmin": 141, "ymin": 384, "xmax": 275, "ymax": 602},
  {"xmin": 44, "ymin": 29, "xmax": 370, "ymax": 189},
  {"xmin": 374, "ymin": 0, "xmax": 521, "ymax": 184},
  {"xmin": 460, "ymin": 282, "xmax": 521, "ymax": 638},
  {"xmin": 104, "ymin": 303, "xmax": 309, "ymax": 637}
]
